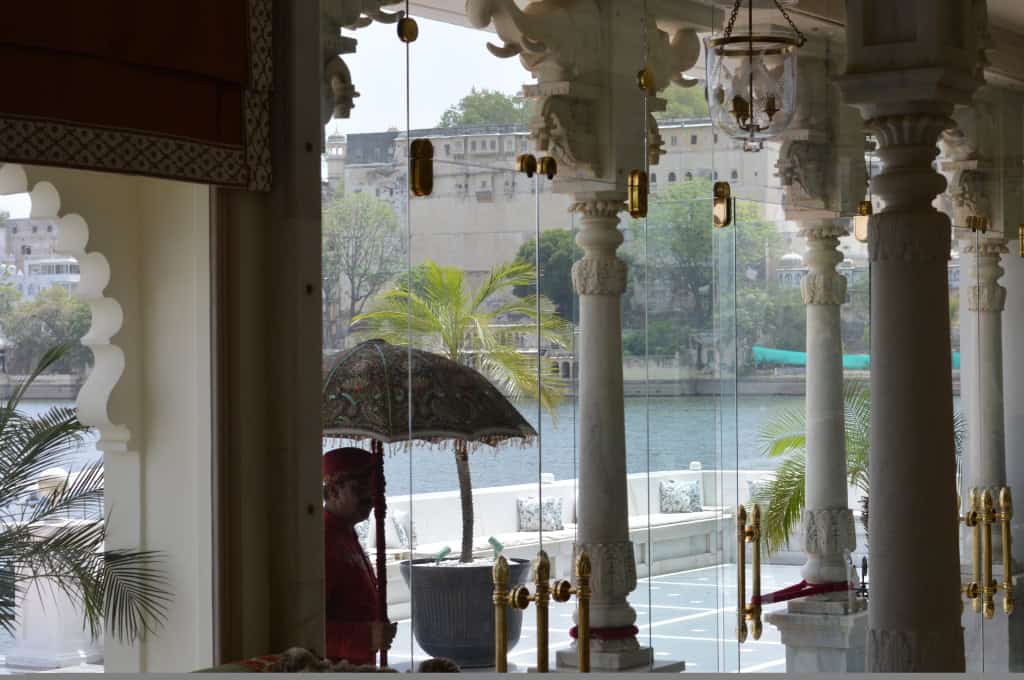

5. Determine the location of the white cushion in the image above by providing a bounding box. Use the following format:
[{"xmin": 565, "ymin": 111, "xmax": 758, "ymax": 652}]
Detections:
[
  {"xmin": 659, "ymin": 479, "xmax": 702, "ymax": 513},
  {"xmin": 360, "ymin": 508, "xmax": 415, "ymax": 549}
]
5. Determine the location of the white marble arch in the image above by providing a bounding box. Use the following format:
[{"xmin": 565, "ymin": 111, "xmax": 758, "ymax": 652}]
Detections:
[{"xmin": 0, "ymin": 165, "xmax": 127, "ymax": 453}]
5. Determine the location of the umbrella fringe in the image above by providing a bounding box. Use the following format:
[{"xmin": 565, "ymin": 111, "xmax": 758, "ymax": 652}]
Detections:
[{"xmin": 322, "ymin": 434, "xmax": 537, "ymax": 454}]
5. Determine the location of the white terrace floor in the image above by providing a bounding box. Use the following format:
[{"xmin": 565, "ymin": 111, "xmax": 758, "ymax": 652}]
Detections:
[{"xmin": 390, "ymin": 563, "xmax": 800, "ymax": 673}]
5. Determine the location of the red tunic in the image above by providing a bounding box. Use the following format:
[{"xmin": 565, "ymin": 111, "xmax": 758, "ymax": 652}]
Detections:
[{"xmin": 325, "ymin": 511, "xmax": 378, "ymax": 665}]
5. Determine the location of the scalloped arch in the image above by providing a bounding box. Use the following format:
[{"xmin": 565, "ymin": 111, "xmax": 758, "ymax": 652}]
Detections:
[{"xmin": 0, "ymin": 164, "xmax": 130, "ymax": 451}]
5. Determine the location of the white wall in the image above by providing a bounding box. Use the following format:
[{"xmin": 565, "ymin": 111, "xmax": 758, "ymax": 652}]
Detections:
[{"xmin": 24, "ymin": 165, "xmax": 213, "ymax": 672}]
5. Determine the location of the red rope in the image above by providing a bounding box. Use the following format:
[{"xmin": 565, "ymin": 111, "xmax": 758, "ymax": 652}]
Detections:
[
  {"xmin": 753, "ymin": 579, "xmax": 850, "ymax": 606},
  {"xmin": 569, "ymin": 625, "xmax": 638, "ymax": 641}
]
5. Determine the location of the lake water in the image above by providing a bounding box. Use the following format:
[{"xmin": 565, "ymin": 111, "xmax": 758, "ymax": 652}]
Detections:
[{"xmin": 335, "ymin": 395, "xmax": 809, "ymax": 496}]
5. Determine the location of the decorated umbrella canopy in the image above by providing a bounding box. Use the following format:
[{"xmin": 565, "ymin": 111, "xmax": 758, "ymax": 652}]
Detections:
[{"xmin": 321, "ymin": 338, "xmax": 537, "ymax": 666}]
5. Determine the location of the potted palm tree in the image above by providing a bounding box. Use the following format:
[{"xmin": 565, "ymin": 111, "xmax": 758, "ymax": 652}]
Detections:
[
  {"xmin": 753, "ymin": 380, "xmax": 965, "ymax": 555},
  {"xmin": 0, "ymin": 345, "xmax": 170, "ymax": 648},
  {"xmin": 353, "ymin": 260, "xmax": 570, "ymax": 667}
]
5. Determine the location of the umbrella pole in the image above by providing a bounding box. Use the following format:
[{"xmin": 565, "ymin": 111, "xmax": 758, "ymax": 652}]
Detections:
[{"xmin": 372, "ymin": 438, "xmax": 389, "ymax": 667}]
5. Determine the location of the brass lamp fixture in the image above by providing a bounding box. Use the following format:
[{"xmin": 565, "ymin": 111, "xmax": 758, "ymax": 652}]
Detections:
[
  {"xmin": 493, "ymin": 551, "xmax": 591, "ymax": 672},
  {"xmin": 736, "ymin": 504, "xmax": 763, "ymax": 642},
  {"xmin": 705, "ymin": 0, "xmax": 806, "ymax": 151},
  {"xmin": 959, "ymin": 486, "xmax": 1014, "ymax": 618}
]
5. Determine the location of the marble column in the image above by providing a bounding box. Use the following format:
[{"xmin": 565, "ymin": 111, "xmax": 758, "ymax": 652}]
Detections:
[
  {"xmin": 962, "ymin": 236, "xmax": 1009, "ymax": 498},
  {"xmin": 863, "ymin": 109, "xmax": 968, "ymax": 672},
  {"xmin": 567, "ymin": 198, "xmax": 652, "ymax": 670},
  {"xmin": 839, "ymin": 1, "xmax": 983, "ymax": 670},
  {"xmin": 799, "ymin": 220, "xmax": 857, "ymax": 585}
]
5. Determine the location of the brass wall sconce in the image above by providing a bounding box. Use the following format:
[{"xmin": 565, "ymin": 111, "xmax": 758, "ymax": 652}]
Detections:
[
  {"xmin": 628, "ymin": 170, "xmax": 649, "ymax": 219},
  {"xmin": 410, "ymin": 139, "xmax": 434, "ymax": 196},
  {"xmin": 853, "ymin": 200, "xmax": 872, "ymax": 243},
  {"xmin": 736, "ymin": 504, "xmax": 762, "ymax": 642},
  {"xmin": 714, "ymin": 181, "xmax": 732, "ymax": 229},
  {"xmin": 516, "ymin": 154, "xmax": 538, "ymax": 178},
  {"xmin": 493, "ymin": 550, "xmax": 591, "ymax": 672},
  {"xmin": 538, "ymin": 156, "xmax": 557, "ymax": 180},
  {"xmin": 959, "ymin": 487, "xmax": 1014, "ymax": 618},
  {"xmin": 966, "ymin": 215, "xmax": 989, "ymax": 234},
  {"xmin": 397, "ymin": 16, "xmax": 419, "ymax": 43}
]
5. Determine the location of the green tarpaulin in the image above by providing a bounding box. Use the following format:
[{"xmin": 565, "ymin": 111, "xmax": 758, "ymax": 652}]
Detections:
[{"xmin": 752, "ymin": 346, "xmax": 960, "ymax": 370}]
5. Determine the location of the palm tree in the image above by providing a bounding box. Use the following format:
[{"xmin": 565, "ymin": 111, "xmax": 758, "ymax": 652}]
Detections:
[
  {"xmin": 0, "ymin": 345, "xmax": 170, "ymax": 643},
  {"xmin": 752, "ymin": 380, "xmax": 965, "ymax": 555},
  {"xmin": 353, "ymin": 260, "xmax": 572, "ymax": 562}
]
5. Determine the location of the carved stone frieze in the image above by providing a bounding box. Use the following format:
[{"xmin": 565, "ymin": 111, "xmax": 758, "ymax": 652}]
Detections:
[
  {"xmin": 572, "ymin": 256, "xmax": 628, "ymax": 297},
  {"xmin": 575, "ymin": 541, "xmax": 637, "ymax": 598},
  {"xmin": 868, "ymin": 628, "xmax": 966, "ymax": 672},
  {"xmin": 802, "ymin": 507, "xmax": 856, "ymax": 557},
  {"xmin": 868, "ymin": 212, "xmax": 952, "ymax": 263},
  {"xmin": 468, "ymin": 0, "xmax": 700, "ymax": 180}
]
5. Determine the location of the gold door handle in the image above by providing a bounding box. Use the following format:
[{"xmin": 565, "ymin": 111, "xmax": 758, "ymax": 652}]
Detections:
[
  {"xmin": 736, "ymin": 504, "xmax": 762, "ymax": 643},
  {"xmin": 999, "ymin": 488, "xmax": 1015, "ymax": 615},
  {"xmin": 517, "ymin": 154, "xmax": 538, "ymax": 178},
  {"xmin": 410, "ymin": 139, "xmax": 434, "ymax": 197},
  {"xmin": 493, "ymin": 557, "xmax": 510, "ymax": 673},
  {"xmin": 982, "ymin": 489, "xmax": 997, "ymax": 619}
]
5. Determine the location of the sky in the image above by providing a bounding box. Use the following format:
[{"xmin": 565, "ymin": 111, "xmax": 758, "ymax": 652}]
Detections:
[{"xmin": 327, "ymin": 17, "xmax": 528, "ymax": 136}]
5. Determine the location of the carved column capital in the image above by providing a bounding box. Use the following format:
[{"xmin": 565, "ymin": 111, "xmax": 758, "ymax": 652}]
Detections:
[
  {"xmin": 962, "ymin": 236, "xmax": 1008, "ymax": 312},
  {"xmin": 799, "ymin": 223, "xmax": 848, "ymax": 306},
  {"xmin": 571, "ymin": 199, "xmax": 627, "ymax": 296}
]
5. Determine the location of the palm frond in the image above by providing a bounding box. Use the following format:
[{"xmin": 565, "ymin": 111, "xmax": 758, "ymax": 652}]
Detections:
[{"xmin": 752, "ymin": 451, "xmax": 807, "ymax": 555}]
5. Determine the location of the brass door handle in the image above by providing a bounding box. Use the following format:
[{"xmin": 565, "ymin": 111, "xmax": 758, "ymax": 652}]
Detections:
[
  {"xmin": 737, "ymin": 504, "xmax": 762, "ymax": 643},
  {"xmin": 959, "ymin": 486, "xmax": 1015, "ymax": 618}
]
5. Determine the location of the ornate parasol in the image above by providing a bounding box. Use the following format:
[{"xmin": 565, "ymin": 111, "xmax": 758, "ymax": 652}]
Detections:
[{"xmin": 321, "ymin": 338, "xmax": 537, "ymax": 666}]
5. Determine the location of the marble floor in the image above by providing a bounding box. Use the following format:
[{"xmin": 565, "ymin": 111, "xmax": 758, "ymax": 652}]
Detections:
[{"xmin": 389, "ymin": 563, "xmax": 802, "ymax": 673}]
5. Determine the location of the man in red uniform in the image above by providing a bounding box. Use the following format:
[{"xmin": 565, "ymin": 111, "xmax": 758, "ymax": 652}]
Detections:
[{"xmin": 323, "ymin": 447, "xmax": 396, "ymax": 665}]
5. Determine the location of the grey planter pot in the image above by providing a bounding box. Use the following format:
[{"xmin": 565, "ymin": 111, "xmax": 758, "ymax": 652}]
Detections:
[{"xmin": 399, "ymin": 558, "xmax": 530, "ymax": 668}]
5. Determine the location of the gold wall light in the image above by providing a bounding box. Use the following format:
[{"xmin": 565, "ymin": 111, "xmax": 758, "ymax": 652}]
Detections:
[
  {"xmin": 517, "ymin": 154, "xmax": 538, "ymax": 178},
  {"xmin": 538, "ymin": 156, "xmax": 558, "ymax": 180},
  {"xmin": 397, "ymin": 16, "xmax": 419, "ymax": 43},
  {"xmin": 628, "ymin": 170, "xmax": 649, "ymax": 219},
  {"xmin": 737, "ymin": 504, "xmax": 762, "ymax": 642},
  {"xmin": 713, "ymin": 181, "xmax": 732, "ymax": 229},
  {"xmin": 410, "ymin": 139, "xmax": 434, "ymax": 197},
  {"xmin": 853, "ymin": 200, "xmax": 872, "ymax": 243}
]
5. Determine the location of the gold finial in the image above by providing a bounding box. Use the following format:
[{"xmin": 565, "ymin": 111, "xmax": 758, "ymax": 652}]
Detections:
[
  {"xmin": 576, "ymin": 551, "xmax": 591, "ymax": 579},
  {"xmin": 534, "ymin": 550, "xmax": 551, "ymax": 584},
  {"xmin": 1000, "ymin": 487, "xmax": 1013, "ymax": 517}
]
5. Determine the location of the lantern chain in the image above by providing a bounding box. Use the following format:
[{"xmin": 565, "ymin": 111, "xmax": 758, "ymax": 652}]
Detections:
[
  {"xmin": 722, "ymin": 0, "xmax": 807, "ymax": 46},
  {"xmin": 772, "ymin": 0, "xmax": 807, "ymax": 46}
]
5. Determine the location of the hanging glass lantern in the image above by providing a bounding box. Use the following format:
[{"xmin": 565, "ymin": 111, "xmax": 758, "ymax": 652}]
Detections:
[{"xmin": 705, "ymin": 0, "xmax": 805, "ymax": 151}]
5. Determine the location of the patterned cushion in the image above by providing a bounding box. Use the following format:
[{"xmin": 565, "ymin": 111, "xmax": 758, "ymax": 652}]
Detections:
[
  {"xmin": 659, "ymin": 479, "xmax": 702, "ymax": 513},
  {"xmin": 516, "ymin": 496, "xmax": 565, "ymax": 532}
]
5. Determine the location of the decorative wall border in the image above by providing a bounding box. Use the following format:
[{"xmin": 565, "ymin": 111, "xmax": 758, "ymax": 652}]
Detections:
[{"xmin": 0, "ymin": 0, "xmax": 272, "ymax": 192}]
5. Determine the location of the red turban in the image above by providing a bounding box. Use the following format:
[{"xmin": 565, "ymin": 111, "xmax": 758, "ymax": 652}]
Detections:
[{"xmin": 322, "ymin": 447, "xmax": 375, "ymax": 480}]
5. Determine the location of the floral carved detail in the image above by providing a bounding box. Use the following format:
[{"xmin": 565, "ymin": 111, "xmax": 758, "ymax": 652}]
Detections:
[
  {"xmin": 572, "ymin": 256, "xmax": 627, "ymax": 297},
  {"xmin": 868, "ymin": 628, "xmax": 965, "ymax": 672},
  {"xmin": 802, "ymin": 507, "xmax": 856, "ymax": 557},
  {"xmin": 530, "ymin": 95, "xmax": 599, "ymax": 177},
  {"xmin": 868, "ymin": 114, "xmax": 955, "ymax": 150},
  {"xmin": 801, "ymin": 272, "xmax": 847, "ymax": 306},
  {"xmin": 778, "ymin": 140, "xmax": 829, "ymax": 207},
  {"xmin": 800, "ymin": 227, "xmax": 847, "ymax": 306},
  {"xmin": 576, "ymin": 541, "xmax": 637, "ymax": 599}
]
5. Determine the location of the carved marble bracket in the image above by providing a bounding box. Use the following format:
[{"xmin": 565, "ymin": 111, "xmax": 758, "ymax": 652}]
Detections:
[
  {"xmin": 467, "ymin": 0, "xmax": 700, "ymax": 182},
  {"xmin": 321, "ymin": 1, "xmax": 404, "ymax": 128}
]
